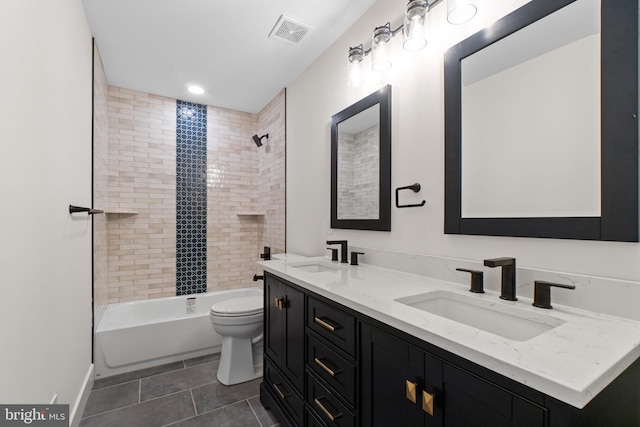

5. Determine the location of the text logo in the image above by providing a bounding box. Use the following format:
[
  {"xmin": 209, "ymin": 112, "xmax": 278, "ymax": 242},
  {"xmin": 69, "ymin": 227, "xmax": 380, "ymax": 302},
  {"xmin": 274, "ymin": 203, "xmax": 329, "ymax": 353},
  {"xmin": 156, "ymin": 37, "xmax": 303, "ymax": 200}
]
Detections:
[{"xmin": 0, "ymin": 405, "xmax": 68, "ymax": 426}]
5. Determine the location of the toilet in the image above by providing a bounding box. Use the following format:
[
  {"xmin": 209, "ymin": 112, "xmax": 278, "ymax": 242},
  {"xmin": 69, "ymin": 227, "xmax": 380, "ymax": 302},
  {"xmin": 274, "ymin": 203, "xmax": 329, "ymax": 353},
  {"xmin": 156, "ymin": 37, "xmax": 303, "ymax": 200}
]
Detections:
[{"xmin": 209, "ymin": 294, "xmax": 264, "ymax": 385}]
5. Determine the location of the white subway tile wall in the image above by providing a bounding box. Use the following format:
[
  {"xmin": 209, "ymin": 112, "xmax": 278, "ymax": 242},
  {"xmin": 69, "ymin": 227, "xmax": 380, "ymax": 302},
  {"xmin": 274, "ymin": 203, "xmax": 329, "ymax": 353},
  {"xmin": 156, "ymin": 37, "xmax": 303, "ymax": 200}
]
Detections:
[
  {"xmin": 206, "ymin": 105, "xmax": 259, "ymax": 291},
  {"xmin": 106, "ymin": 87, "xmax": 177, "ymax": 302},
  {"xmin": 257, "ymin": 90, "xmax": 286, "ymax": 269}
]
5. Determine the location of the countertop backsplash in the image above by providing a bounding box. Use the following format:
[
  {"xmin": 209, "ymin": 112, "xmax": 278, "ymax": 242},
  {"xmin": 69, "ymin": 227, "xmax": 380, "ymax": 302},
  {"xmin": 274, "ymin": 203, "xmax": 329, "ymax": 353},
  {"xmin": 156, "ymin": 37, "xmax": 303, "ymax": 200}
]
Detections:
[{"xmin": 349, "ymin": 246, "xmax": 640, "ymax": 321}]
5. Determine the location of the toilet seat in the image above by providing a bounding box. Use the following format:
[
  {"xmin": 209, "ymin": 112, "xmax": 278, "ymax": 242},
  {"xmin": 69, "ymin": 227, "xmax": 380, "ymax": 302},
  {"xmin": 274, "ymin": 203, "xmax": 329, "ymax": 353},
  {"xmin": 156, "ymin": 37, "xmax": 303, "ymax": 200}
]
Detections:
[{"xmin": 210, "ymin": 295, "xmax": 263, "ymax": 317}]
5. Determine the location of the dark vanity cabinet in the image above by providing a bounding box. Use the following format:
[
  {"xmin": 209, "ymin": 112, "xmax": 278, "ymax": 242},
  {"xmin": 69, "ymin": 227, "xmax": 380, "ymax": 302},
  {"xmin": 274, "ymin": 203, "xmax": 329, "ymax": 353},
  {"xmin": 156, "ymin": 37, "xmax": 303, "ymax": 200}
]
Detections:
[
  {"xmin": 261, "ymin": 272, "xmax": 640, "ymax": 427},
  {"xmin": 361, "ymin": 324, "xmax": 546, "ymax": 427},
  {"xmin": 306, "ymin": 297, "xmax": 358, "ymax": 426},
  {"xmin": 263, "ymin": 273, "xmax": 306, "ymax": 425}
]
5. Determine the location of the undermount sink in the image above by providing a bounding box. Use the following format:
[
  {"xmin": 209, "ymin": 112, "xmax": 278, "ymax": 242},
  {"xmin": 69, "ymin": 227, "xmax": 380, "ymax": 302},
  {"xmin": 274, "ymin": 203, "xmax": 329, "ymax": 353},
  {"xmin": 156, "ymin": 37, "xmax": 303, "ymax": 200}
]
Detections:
[
  {"xmin": 289, "ymin": 261, "xmax": 346, "ymax": 273},
  {"xmin": 395, "ymin": 290, "xmax": 565, "ymax": 341}
]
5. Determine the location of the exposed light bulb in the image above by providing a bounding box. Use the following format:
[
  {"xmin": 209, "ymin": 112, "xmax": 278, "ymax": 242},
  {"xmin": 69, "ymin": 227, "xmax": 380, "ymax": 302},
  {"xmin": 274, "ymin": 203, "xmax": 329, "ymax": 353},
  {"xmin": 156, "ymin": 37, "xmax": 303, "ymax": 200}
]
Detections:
[
  {"xmin": 403, "ymin": 0, "xmax": 428, "ymax": 52},
  {"xmin": 347, "ymin": 45, "xmax": 365, "ymax": 87},
  {"xmin": 372, "ymin": 23, "xmax": 393, "ymax": 72}
]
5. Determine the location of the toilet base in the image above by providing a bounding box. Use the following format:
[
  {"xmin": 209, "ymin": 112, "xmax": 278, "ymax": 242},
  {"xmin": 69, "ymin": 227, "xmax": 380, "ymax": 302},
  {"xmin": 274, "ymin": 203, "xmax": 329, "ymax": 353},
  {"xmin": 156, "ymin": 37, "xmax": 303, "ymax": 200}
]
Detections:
[{"xmin": 216, "ymin": 336, "xmax": 263, "ymax": 385}]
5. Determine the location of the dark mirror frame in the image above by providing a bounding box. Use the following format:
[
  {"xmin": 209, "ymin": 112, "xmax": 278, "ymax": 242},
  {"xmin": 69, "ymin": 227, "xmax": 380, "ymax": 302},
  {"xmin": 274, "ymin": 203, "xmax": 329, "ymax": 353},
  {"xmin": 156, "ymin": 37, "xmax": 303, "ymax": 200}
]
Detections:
[
  {"xmin": 444, "ymin": 0, "xmax": 638, "ymax": 242},
  {"xmin": 331, "ymin": 85, "xmax": 392, "ymax": 231}
]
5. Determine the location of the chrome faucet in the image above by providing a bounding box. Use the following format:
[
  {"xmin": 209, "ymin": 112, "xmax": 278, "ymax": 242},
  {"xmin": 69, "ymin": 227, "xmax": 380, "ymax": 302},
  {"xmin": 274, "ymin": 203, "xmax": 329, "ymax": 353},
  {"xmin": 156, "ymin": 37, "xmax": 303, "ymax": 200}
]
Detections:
[
  {"xmin": 483, "ymin": 257, "xmax": 517, "ymax": 301},
  {"xmin": 326, "ymin": 240, "xmax": 348, "ymax": 263}
]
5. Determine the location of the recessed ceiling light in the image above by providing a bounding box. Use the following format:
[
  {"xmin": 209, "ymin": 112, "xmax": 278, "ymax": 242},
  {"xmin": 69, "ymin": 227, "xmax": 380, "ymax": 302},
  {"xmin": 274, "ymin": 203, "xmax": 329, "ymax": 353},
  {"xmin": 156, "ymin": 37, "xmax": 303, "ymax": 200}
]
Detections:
[{"xmin": 188, "ymin": 85, "xmax": 204, "ymax": 95}]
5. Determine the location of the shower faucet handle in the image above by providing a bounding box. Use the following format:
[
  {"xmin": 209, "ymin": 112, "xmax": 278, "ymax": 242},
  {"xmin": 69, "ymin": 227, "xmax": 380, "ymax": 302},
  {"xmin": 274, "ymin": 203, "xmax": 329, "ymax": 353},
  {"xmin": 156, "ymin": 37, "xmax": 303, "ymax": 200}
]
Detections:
[{"xmin": 260, "ymin": 246, "xmax": 271, "ymax": 261}]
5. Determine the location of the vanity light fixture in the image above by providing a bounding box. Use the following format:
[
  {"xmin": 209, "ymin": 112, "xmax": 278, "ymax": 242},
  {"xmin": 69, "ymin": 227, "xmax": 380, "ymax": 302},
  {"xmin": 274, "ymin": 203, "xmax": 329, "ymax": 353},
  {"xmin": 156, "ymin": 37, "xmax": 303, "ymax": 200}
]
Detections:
[
  {"xmin": 372, "ymin": 23, "xmax": 393, "ymax": 71},
  {"xmin": 403, "ymin": 0, "xmax": 428, "ymax": 52},
  {"xmin": 347, "ymin": 45, "xmax": 365, "ymax": 87},
  {"xmin": 447, "ymin": 0, "xmax": 477, "ymax": 25},
  {"xmin": 346, "ymin": 0, "xmax": 478, "ymax": 86}
]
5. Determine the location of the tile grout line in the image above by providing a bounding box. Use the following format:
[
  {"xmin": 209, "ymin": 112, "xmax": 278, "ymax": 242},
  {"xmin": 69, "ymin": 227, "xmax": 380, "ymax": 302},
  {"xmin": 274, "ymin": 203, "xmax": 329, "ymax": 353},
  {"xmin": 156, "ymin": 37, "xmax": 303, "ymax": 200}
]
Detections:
[
  {"xmin": 80, "ymin": 389, "xmax": 194, "ymax": 421},
  {"xmin": 96, "ymin": 358, "xmax": 220, "ymax": 395},
  {"xmin": 247, "ymin": 397, "xmax": 265, "ymax": 427},
  {"xmin": 138, "ymin": 379, "xmax": 141, "ymax": 404},
  {"xmin": 189, "ymin": 388, "xmax": 197, "ymax": 416},
  {"xmin": 93, "ymin": 364, "xmax": 187, "ymax": 391}
]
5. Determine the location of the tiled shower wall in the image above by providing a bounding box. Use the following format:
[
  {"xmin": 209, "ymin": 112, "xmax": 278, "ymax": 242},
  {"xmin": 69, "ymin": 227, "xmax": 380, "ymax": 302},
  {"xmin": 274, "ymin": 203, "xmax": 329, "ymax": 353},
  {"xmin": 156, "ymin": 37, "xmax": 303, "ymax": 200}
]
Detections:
[
  {"xmin": 106, "ymin": 88, "xmax": 177, "ymax": 302},
  {"xmin": 94, "ymin": 81, "xmax": 285, "ymax": 303},
  {"xmin": 257, "ymin": 90, "xmax": 286, "ymax": 271},
  {"xmin": 206, "ymin": 107, "xmax": 259, "ymax": 290}
]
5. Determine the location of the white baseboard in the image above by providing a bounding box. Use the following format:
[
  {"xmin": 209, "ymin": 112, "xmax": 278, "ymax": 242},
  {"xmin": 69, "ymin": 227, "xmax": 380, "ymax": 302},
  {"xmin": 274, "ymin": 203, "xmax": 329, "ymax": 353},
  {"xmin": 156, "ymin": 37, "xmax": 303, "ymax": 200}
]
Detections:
[{"xmin": 69, "ymin": 364, "xmax": 94, "ymax": 427}]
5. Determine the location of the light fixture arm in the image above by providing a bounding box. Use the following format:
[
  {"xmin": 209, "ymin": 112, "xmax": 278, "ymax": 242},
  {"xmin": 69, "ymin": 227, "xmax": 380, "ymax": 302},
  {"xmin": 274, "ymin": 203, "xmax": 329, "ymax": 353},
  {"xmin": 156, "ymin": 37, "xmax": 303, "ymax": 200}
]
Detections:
[{"xmin": 352, "ymin": 0, "xmax": 444, "ymax": 57}]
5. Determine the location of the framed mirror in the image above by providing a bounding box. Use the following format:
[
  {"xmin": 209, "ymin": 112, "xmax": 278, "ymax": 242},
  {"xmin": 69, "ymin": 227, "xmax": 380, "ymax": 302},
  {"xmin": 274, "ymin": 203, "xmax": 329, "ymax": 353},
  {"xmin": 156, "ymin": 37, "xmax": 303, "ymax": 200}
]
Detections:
[
  {"xmin": 331, "ymin": 85, "xmax": 392, "ymax": 231},
  {"xmin": 444, "ymin": 0, "xmax": 638, "ymax": 241}
]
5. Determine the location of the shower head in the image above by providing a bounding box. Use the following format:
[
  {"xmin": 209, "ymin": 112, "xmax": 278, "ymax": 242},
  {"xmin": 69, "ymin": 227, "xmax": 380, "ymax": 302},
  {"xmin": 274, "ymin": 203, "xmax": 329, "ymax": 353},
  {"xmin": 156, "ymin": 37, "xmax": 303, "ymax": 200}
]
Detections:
[{"xmin": 252, "ymin": 133, "xmax": 269, "ymax": 147}]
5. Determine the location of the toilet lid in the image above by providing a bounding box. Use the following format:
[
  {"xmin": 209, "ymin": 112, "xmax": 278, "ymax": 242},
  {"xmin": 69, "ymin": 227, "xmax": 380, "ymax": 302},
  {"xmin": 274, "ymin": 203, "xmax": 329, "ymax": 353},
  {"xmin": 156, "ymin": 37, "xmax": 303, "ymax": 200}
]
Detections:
[{"xmin": 210, "ymin": 295, "xmax": 263, "ymax": 317}]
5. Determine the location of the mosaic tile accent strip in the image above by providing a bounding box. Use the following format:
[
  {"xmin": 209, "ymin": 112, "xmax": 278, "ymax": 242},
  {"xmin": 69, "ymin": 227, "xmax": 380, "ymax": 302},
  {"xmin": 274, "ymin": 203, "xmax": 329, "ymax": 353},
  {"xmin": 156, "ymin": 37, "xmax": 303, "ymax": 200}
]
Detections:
[{"xmin": 176, "ymin": 100, "xmax": 207, "ymax": 295}]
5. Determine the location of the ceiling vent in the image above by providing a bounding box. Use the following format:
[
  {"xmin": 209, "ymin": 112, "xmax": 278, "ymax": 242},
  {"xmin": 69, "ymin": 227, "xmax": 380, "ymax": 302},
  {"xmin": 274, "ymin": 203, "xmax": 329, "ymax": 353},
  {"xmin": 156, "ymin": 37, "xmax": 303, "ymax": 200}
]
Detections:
[{"xmin": 269, "ymin": 15, "xmax": 312, "ymax": 44}]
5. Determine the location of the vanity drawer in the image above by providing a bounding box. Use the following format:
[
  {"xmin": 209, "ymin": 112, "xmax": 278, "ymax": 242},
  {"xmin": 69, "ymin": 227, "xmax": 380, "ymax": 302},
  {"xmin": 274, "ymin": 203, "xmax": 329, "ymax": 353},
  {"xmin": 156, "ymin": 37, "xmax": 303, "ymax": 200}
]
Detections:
[
  {"xmin": 307, "ymin": 371, "xmax": 355, "ymax": 427},
  {"xmin": 306, "ymin": 408, "xmax": 328, "ymax": 427},
  {"xmin": 264, "ymin": 359, "xmax": 304, "ymax": 426},
  {"xmin": 307, "ymin": 333, "xmax": 355, "ymax": 406},
  {"xmin": 307, "ymin": 297, "xmax": 356, "ymax": 357}
]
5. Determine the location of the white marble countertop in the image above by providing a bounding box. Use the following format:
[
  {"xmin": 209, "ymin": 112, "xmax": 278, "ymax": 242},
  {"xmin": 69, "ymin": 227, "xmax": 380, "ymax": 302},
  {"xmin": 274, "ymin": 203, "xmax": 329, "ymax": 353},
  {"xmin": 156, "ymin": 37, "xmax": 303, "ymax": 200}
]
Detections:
[{"xmin": 258, "ymin": 256, "xmax": 640, "ymax": 409}]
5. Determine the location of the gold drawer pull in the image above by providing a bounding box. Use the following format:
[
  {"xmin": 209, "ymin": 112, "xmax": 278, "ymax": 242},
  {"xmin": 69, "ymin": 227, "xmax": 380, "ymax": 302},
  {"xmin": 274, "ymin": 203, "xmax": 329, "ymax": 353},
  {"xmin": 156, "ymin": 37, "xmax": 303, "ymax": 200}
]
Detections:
[
  {"xmin": 314, "ymin": 316, "xmax": 339, "ymax": 332},
  {"xmin": 405, "ymin": 380, "xmax": 417, "ymax": 403},
  {"xmin": 422, "ymin": 390, "xmax": 435, "ymax": 416},
  {"xmin": 272, "ymin": 383, "xmax": 287, "ymax": 400},
  {"xmin": 314, "ymin": 357, "xmax": 340, "ymax": 377},
  {"xmin": 314, "ymin": 397, "xmax": 342, "ymax": 422},
  {"xmin": 274, "ymin": 297, "xmax": 284, "ymax": 311}
]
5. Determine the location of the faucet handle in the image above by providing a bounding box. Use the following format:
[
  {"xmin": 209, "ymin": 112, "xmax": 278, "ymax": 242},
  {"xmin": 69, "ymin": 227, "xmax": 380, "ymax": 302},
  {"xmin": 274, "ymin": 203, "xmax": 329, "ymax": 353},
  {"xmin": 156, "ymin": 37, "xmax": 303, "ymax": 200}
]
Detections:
[
  {"xmin": 532, "ymin": 280, "xmax": 576, "ymax": 309},
  {"xmin": 260, "ymin": 246, "xmax": 271, "ymax": 260},
  {"xmin": 327, "ymin": 247, "xmax": 339, "ymax": 261},
  {"xmin": 456, "ymin": 268, "xmax": 484, "ymax": 293},
  {"xmin": 350, "ymin": 251, "xmax": 365, "ymax": 266}
]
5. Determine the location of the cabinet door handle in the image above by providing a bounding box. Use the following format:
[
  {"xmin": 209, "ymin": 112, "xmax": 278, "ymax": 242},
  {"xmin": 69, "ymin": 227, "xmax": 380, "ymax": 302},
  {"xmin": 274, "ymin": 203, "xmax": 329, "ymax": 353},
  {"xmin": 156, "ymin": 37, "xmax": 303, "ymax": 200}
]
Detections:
[
  {"xmin": 272, "ymin": 383, "xmax": 288, "ymax": 400},
  {"xmin": 314, "ymin": 397, "xmax": 342, "ymax": 422},
  {"xmin": 422, "ymin": 390, "xmax": 435, "ymax": 416},
  {"xmin": 314, "ymin": 357, "xmax": 340, "ymax": 377},
  {"xmin": 314, "ymin": 316, "xmax": 339, "ymax": 332},
  {"xmin": 405, "ymin": 380, "xmax": 418, "ymax": 403},
  {"xmin": 274, "ymin": 297, "xmax": 284, "ymax": 311}
]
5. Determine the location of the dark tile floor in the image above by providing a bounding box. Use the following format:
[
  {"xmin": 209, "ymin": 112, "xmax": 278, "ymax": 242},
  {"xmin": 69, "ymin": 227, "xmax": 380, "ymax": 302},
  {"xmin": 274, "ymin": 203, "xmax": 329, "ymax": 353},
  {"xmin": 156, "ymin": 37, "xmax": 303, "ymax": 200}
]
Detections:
[{"xmin": 80, "ymin": 354, "xmax": 279, "ymax": 427}]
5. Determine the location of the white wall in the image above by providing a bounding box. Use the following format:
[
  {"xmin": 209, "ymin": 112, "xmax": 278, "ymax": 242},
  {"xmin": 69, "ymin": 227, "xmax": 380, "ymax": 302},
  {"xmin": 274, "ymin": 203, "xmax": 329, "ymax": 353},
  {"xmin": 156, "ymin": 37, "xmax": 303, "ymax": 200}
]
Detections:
[
  {"xmin": 286, "ymin": 0, "xmax": 640, "ymax": 284},
  {"xmin": 0, "ymin": 0, "xmax": 93, "ymax": 412}
]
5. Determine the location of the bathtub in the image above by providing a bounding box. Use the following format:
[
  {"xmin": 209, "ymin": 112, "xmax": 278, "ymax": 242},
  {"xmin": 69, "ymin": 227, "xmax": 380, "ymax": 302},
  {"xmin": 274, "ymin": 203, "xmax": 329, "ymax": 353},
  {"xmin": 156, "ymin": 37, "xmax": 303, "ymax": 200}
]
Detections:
[{"xmin": 94, "ymin": 287, "xmax": 263, "ymax": 378}]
